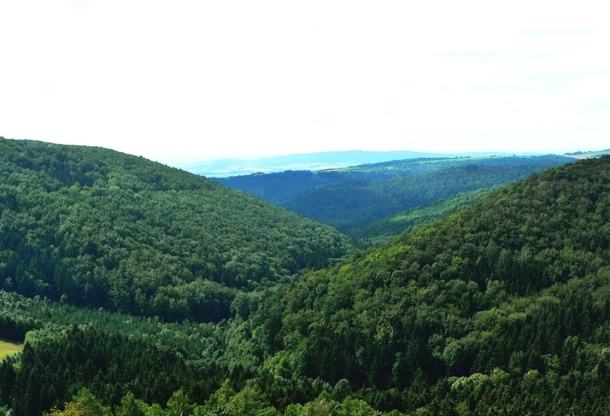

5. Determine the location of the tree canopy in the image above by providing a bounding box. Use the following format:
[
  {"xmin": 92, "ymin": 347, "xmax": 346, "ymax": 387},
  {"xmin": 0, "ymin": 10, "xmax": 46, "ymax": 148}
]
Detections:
[
  {"xmin": 217, "ymin": 155, "xmax": 573, "ymax": 239},
  {"xmin": 0, "ymin": 137, "xmax": 355, "ymax": 322},
  {"xmin": 2, "ymin": 144, "xmax": 610, "ymax": 415}
]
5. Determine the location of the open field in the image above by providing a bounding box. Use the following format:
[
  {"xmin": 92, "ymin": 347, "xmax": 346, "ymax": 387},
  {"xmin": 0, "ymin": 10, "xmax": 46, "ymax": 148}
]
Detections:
[{"xmin": 0, "ymin": 338, "xmax": 23, "ymax": 360}]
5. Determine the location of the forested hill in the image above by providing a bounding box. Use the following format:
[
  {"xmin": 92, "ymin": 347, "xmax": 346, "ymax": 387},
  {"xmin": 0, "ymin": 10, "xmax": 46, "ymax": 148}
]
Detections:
[
  {"xmin": 0, "ymin": 137, "xmax": 355, "ymax": 322},
  {"xmin": 215, "ymin": 155, "xmax": 572, "ymax": 205},
  {"xmin": 244, "ymin": 155, "xmax": 610, "ymax": 413},
  {"xmin": 3, "ymin": 155, "xmax": 610, "ymax": 414},
  {"xmin": 216, "ymin": 155, "xmax": 572, "ymax": 239}
]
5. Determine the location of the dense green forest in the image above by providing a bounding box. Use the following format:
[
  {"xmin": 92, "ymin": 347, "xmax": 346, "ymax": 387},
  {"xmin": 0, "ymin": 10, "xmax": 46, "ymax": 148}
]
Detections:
[
  {"xmin": 215, "ymin": 156, "xmax": 571, "ymax": 206},
  {"xmin": 0, "ymin": 137, "xmax": 355, "ymax": 322},
  {"xmin": 2, "ymin": 139, "xmax": 610, "ymax": 415},
  {"xmin": 216, "ymin": 155, "xmax": 572, "ymax": 239},
  {"xmin": 353, "ymin": 187, "xmax": 496, "ymax": 245}
]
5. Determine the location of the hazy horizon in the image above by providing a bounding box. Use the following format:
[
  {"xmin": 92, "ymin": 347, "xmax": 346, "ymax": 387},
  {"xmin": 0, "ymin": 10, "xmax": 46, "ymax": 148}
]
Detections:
[
  {"xmin": 1, "ymin": 135, "xmax": 607, "ymax": 167},
  {"xmin": 1, "ymin": 1, "xmax": 608, "ymax": 162}
]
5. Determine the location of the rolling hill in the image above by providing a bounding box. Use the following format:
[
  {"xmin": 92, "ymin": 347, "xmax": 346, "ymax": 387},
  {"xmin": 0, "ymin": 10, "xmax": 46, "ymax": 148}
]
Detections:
[
  {"xmin": 217, "ymin": 155, "xmax": 573, "ymax": 239},
  {"xmin": 352, "ymin": 187, "xmax": 497, "ymax": 244},
  {"xmin": 3, "ymin": 148, "xmax": 610, "ymax": 414},
  {"xmin": 242, "ymin": 155, "xmax": 610, "ymax": 413},
  {"xmin": 0, "ymin": 137, "xmax": 356, "ymax": 322}
]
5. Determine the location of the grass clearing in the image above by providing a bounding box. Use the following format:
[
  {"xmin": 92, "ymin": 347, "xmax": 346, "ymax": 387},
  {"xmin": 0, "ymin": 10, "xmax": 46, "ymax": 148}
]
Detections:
[{"xmin": 0, "ymin": 338, "xmax": 23, "ymax": 360}]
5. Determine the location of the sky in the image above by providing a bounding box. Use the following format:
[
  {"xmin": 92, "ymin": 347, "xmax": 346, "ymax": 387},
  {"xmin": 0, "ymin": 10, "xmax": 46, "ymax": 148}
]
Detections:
[{"xmin": 0, "ymin": 1, "xmax": 608, "ymax": 163}]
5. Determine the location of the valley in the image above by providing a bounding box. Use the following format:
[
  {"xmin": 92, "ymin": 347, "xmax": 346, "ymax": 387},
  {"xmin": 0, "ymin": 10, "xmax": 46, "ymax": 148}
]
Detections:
[
  {"xmin": 2, "ymin": 137, "xmax": 610, "ymax": 414},
  {"xmin": 216, "ymin": 154, "xmax": 573, "ymax": 241}
]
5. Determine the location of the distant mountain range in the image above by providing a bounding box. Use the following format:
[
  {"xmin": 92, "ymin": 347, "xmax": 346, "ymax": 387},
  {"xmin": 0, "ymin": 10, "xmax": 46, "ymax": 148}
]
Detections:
[{"xmin": 175, "ymin": 150, "xmax": 520, "ymax": 177}]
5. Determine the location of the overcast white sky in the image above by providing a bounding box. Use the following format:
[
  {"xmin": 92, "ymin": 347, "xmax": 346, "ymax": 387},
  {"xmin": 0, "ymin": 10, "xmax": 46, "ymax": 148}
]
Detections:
[{"xmin": 1, "ymin": 1, "xmax": 608, "ymax": 163}]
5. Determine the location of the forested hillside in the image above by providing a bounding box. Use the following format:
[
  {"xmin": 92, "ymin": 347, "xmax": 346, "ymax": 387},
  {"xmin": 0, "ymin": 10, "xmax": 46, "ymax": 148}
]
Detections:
[
  {"xmin": 217, "ymin": 155, "xmax": 572, "ymax": 239},
  {"xmin": 3, "ymin": 151, "xmax": 610, "ymax": 415},
  {"xmin": 0, "ymin": 137, "xmax": 355, "ymax": 322},
  {"xmin": 245, "ymin": 155, "xmax": 610, "ymax": 413},
  {"xmin": 353, "ymin": 187, "xmax": 496, "ymax": 245}
]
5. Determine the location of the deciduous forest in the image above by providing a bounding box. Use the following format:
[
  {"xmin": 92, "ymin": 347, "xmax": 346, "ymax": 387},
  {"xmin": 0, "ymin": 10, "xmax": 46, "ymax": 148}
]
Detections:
[
  {"xmin": 216, "ymin": 155, "xmax": 572, "ymax": 240},
  {"xmin": 0, "ymin": 138, "xmax": 355, "ymax": 322},
  {"xmin": 2, "ymin": 137, "xmax": 610, "ymax": 415}
]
